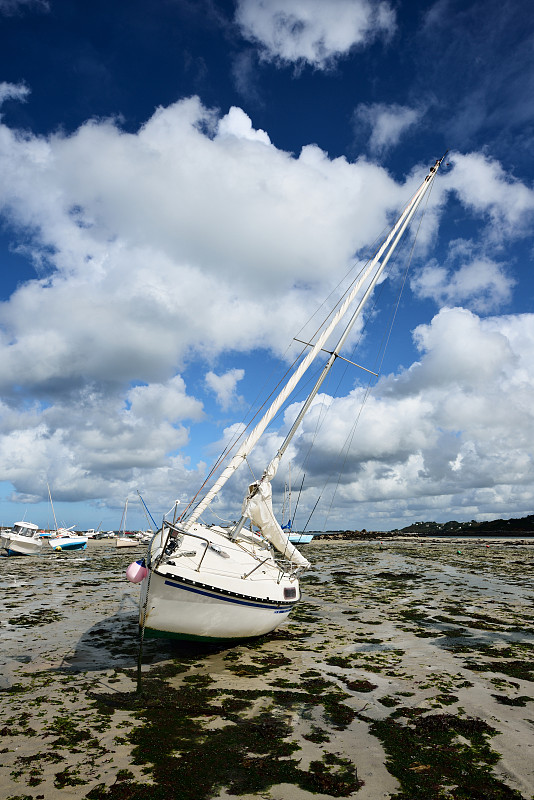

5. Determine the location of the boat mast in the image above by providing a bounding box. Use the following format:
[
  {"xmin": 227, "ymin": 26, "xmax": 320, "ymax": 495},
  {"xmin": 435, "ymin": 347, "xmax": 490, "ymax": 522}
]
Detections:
[
  {"xmin": 183, "ymin": 155, "xmax": 445, "ymax": 530},
  {"xmin": 269, "ymin": 155, "xmax": 444, "ymax": 470},
  {"xmin": 47, "ymin": 482, "xmax": 58, "ymax": 533}
]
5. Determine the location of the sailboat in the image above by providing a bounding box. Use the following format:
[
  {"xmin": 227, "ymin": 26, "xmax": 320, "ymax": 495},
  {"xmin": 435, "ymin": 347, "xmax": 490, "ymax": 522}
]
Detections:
[
  {"xmin": 0, "ymin": 520, "xmax": 42, "ymax": 556},
  {"xmin": 138, "ymin": 155, "xmax": 445, "ymax": 641},
  {"xmin": 46, "ymin": 485, "xmax": 87, "ymax": 551},
  {"xmin": 280, "ymin": 464, "xmax": 315, "ymax": 545},
  {"xmin": 116, "ymin": 499, "xmax": 140, "ymax": 548},
  {"xmin": 280, "ymin": 463, "xmax": 316, "ymax": 545}
]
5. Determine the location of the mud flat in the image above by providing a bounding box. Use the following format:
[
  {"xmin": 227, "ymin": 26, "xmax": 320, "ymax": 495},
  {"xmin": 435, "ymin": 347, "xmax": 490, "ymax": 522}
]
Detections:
[{"xmin": 1, "ymin": 538, "xmax": 533, "ymax": 799}]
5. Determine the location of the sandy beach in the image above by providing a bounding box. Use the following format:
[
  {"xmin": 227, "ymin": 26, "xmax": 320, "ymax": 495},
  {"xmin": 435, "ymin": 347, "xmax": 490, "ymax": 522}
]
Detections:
[{"xmin": 1, "ymin": 538, "xmax": 533, "ymax": 799}]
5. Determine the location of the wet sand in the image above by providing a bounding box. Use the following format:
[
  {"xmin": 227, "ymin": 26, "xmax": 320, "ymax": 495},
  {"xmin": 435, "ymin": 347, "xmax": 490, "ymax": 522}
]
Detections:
[{"xmin": 1, "ymin": 538, "xmax": 533, "ymax": 799}]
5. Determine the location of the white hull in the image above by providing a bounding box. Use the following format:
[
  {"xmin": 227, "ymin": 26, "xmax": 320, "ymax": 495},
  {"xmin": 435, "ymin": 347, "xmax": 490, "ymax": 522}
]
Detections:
[
  {"xmin": 49, "ymin": 535, "xmax": 88, "ymax": 551},
  {"xmin": 1, "ymin": 522, "xmax": 42, "ymax": 556},
  {"xmin": 140, "ymin": 569, "xmax": 294, "ymax": 640},
  {"xmin": 116, "ymin": 537, "xmax": 140, "ymax": 548},
  {"xmin": 140, "ymin": 523, "xmax": 300, "ymax": 641},
  {"xmin": 288, "ymin": 532, "xmax": 315, "ymax": 544},
  {"xmin": 0, "ymin": 532, "xmax": 42, "ymax": 556}
]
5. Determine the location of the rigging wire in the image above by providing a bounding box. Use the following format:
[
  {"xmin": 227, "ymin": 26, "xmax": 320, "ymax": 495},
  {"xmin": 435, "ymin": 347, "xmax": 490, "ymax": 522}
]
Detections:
[
  {"xmin": 180, "ymin": 260, "xmax": 374, "ymax": 522},
  {"xmin": 181, "ymin": 173, "xmax": 437, "ymax": 527},
  {"xmin": 302, "ymin": 182, "xmax": 437, "ymax": 532},
  {"xmin": 321, "ymin": 182, "xmax": 436, "ymax": 531}
]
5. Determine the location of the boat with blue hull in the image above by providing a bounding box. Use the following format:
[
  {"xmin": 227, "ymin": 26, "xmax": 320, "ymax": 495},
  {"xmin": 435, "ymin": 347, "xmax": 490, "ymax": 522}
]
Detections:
[{"xmin": 48, "ymin": 530, "xmax": 88, "ymax": 551}]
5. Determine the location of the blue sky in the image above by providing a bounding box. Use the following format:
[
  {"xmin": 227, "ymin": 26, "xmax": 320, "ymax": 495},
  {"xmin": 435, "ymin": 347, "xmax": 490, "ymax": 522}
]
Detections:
[{"xmin": 0, "ymin": 0, "xmax": 533, "ymax": 532}]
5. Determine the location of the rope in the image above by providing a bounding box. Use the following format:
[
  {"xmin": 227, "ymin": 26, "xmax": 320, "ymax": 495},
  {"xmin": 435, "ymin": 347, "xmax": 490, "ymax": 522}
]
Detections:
[{"xmin": 137, "ymin": 558, "xmax": 153, "ymax": 695}]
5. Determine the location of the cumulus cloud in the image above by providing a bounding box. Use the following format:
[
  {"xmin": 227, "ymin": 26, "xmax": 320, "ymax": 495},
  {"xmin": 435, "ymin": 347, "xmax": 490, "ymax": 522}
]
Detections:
[
  {"xmin": 217, "ymin": 106, "xmax": 270, "ymax": 144},
  {"xmin": 234, "ymin": 0, "xmax": 395, "ymax": 69},
  {"xmin": 205, "ymin": 369, "xmax": 245, "ymax": 410},
  {"xmin": 443, "ymin": 152, "xmax": 534, "ymax": 237},
  {"xmin": 0, "ymin": 376, "xmax": 205, "ymax": 505},
  {"xmin": 0, "ymin": 96, "xmax": 532, "ymax": 521},
  {"xmin": 411, "ymin": 240, "xmax": 515, "ymax": 312},
  {"xmin": 354, "ymin": 103, "xmax": 421, "ymax": 154},
  {"xmin": 250, "ymin": 308, "xmax": 534, "ymax": 529},
  {"xmin": 0, "ymin": 95, "xmax": 415, "ymax": 399}
]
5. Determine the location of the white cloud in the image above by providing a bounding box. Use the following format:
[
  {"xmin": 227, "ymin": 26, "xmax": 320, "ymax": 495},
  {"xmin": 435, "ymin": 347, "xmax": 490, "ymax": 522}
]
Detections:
[
  {"xmin": 354, "ymin": 103, "xmax": 421, "ymax": 154},
  {"xmin": 443, "ymin": 152, "xmax": 534, "ymax": 237},
  {"xmin": 0, "ymin": 96, "xmax": 533, "ymax": 522},
  {"xmin": 217, "ymin": 107, "xmax": 270, "ymax": 144},
  {"xmin": 205, "ymin": 369, "xmax": 245, "ymax": 410},
  {"xmin": 0, "ymin": 376, "xmax": 205, "ymax": 506},
  {"xmin": 0, "ymin": 95, "xmax": 415, "ymax": 398},
  {"xmin": 261, "ymin": 308, "xmax": 534, "ymax": 528},
  {"xmin": 0, "ymin": 81, "xmax": 30, "ymax": 106},
  {"xmin": 235, "ymin": 0, "xmax": 395, "ymax": 69},
  {"xmin": 411, "ymin": 241, "xmax": 515, "ymax": 312}
]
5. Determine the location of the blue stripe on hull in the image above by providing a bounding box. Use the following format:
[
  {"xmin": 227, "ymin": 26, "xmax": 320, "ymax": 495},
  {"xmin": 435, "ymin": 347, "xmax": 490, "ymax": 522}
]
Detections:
[{"xmin": 163, "ymin": 577, "xmax": 293, "ymax": 612}]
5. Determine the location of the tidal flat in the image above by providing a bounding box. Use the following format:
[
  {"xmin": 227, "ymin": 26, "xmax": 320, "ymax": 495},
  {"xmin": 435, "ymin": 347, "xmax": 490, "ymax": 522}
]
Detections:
[{"xmin": 1, "ymin": 538, "xmax": 533, "ymax": 800}]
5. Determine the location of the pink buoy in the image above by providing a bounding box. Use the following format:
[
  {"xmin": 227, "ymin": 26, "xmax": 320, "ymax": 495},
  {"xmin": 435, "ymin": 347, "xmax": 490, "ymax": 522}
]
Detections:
[{"xmin": 126, "ymin": 560, "xmax": 148, "ymax": 583}]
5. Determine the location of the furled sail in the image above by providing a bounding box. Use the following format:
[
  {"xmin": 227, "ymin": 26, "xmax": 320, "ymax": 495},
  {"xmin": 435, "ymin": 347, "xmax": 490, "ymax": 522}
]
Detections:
[{"xmin": 241, "ymin": 457, "xmax": 310, "ymax": 568}]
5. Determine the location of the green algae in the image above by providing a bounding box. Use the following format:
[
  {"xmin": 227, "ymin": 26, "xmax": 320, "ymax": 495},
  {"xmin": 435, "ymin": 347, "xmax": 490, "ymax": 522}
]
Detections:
[
  {"xmin": 343, "ymin": 678, "xmax": 377, "ymax": 692},
  {"xmin": 8, "ymin": 609, "xmax": 63, "ymax": 627},
  {"xmin": 367, "ymin": 712, "xmax": 525, "ymax": 800},
  {"xmin": 491, "ymin": 694, "xmax": 533, "ymax": 707},
  {"xmin": 325, "ymin": 655, "xmax": 353, "ymax": 668},
  {"xmin": 375, "ymin": 572, "xmax": 422, "ymax": 582},
  {"xmin": 2, "ymin": 539, "xmax": 533, "ymax": 799},
  {"xmin": 88, "ymin": 667, "xmax": 362, "ymax": 799}
]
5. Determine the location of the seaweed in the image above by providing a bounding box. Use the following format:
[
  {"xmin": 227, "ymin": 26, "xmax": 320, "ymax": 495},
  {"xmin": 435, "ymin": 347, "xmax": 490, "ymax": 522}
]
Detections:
[
  {"xmin": 368, "ymin": 712, "xmax": 525, "ymax": 799},
  {"xmin": 88, "ymin": 669, "xmax": 361, "ymax": 799}
]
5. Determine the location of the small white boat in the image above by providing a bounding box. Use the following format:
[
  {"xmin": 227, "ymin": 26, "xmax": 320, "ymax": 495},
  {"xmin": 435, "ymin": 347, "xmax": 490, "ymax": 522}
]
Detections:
[
  {"xmin": 137, "ymin": 155, "xmax": 447, "ymax": 642},
  {"xmin": 116, "ymin": 535, "xmax": 140, "ymax": 548},
  {"xmin": 45, "ymin": 484, "xmax": 87, "ymax": 551},
  {"xmin": 0, "ymin": 521, "xmax": 42, "ymax": 556},
  {"xmin": 280, "ymin": 464, "xmax": 315, "ymax": 544},
  {"xmin": 48, "ymin": 528, "xmax": 88, "ymax": 551},
  {"xmin": 115, "ymin": 500, "xmax": 144, "ymax": 547},
  {"xmin": 288, "ymin": 532, "xmax": 315, "ymax": 544}
]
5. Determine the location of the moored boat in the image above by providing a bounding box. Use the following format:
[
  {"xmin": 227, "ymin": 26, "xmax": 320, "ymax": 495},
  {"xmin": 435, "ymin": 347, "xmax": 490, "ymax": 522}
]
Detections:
[
  {"xmin": 116, "ymin": 534, "xmax": 140, "ymax": 548},
  {"xmin": 48, "ymin": 528, "xmax": 88, "ymax": 551},
  {"xmin": 46, "ymin": 484, "xmax": 87, "ymax": 551},
  {"xmin": 288, "ymin": 532, "xmax": 315, "ymax": 544},
  {"xmin": 0, "ymin": 521, "xmax": 42, "ymax": 556},
  {"xmin": 137, "ymin": 155, "xmax": 446, "ymax": 642}
]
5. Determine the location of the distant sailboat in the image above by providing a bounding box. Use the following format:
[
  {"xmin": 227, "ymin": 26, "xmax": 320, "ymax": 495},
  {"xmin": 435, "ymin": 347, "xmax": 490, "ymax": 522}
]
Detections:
[
  {"xmin": 46, "ymin": 484, "xmax": 87, "ymax": 551},
  {"xmin": 138, "ymin": 155, "xmax": 446, "ymax": 641},
  {"xmin": 116, "ymin": 499, "xmax": 140, "ymax": 548},
  {"xmin": 280, "ymin": 463, "xmax": 316, "ymax": 545}
]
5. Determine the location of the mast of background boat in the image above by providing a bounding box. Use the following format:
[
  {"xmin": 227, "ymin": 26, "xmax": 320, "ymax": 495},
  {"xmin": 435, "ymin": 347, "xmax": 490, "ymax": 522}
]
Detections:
[
  {"xmin": 183, "ymin": 157, "xmax": 444, "ymax": 531},
  {"xmin": 47, "ymin": 482, "xmax": 59, "ymax": 533},
  {"xmin": 265, "ymin": 155, "xmax": 444, "ymax": 474}
]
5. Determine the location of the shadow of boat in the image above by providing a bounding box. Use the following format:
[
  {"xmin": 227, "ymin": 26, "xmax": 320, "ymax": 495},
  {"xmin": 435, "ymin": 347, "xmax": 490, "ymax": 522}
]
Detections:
[{"xmin": 63, "ymin": 611, "xmax": 236, "ymax": 673}]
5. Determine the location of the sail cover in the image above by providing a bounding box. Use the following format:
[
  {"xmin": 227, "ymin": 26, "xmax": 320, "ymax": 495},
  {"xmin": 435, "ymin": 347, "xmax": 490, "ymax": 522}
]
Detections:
[{"xmin": 241, "ymin": 458, "xmax": 310, "ymax": 568}]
